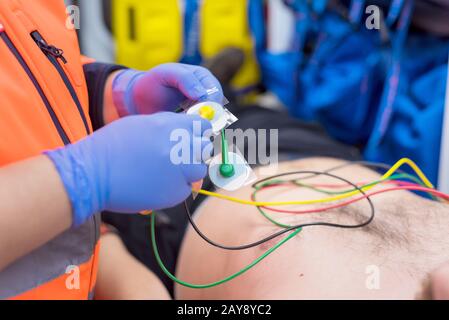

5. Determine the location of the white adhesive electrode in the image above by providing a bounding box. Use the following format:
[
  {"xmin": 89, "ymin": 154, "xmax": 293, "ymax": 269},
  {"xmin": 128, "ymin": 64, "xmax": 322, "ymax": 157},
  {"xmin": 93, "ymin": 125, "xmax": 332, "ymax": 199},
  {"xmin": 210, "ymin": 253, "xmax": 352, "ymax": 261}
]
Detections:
[
  {"xmin": 208, "ymin": 152, "xmax": 254, "ymax": 191},
  {"xmin": 186, "ymin": 101, "xmax": 238, "ymax": 135}
]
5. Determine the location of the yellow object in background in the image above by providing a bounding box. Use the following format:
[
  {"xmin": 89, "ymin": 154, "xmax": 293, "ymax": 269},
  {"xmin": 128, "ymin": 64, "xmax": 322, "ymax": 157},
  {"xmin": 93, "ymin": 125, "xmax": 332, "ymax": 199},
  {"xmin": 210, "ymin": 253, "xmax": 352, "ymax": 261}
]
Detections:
[
  {"xmin": 113, "ymin": 0, "xmax": 183, "ymax": 69},
  {"xmin": 112, "ymin": 0, "xmax": 260, "ymax": 95},
  {"xmin": 200, "ymin": 0, "xmax": 260, "ymax": 91}
]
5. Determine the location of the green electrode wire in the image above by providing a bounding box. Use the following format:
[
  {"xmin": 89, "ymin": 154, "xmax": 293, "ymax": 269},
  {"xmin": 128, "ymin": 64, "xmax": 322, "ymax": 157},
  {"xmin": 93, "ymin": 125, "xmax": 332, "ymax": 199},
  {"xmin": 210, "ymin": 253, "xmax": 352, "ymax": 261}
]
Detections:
[
  {"xmin": 151, "ymin": 213, "xmax": 302, "ymax": 289},
  {"xmin": 219, "ymin": 130, "xmax": 235, "ymax": 178}
]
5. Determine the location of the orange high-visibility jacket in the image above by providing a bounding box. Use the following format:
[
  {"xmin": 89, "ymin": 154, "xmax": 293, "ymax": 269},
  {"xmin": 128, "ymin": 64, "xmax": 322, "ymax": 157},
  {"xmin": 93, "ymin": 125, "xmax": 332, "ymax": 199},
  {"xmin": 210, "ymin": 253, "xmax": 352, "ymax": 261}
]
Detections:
[{"xmin": 0, "ymin": 0, "xmax": 102, "ymax": 299}]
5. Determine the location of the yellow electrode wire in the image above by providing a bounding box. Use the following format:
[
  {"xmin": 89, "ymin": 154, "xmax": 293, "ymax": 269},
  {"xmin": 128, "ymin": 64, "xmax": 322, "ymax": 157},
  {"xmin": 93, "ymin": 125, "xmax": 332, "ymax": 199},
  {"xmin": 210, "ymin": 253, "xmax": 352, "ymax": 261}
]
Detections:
[{"xmin": 196, "ymin": 158, "xmax": 435, "ymax": 207}]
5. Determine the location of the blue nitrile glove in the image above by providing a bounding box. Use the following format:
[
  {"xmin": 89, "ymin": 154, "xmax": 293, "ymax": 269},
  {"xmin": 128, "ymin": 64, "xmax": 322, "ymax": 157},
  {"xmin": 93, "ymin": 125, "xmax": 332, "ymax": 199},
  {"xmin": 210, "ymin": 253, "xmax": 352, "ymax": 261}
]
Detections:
[
  {"xmin": 112, "ymin": 63, "xmax": 224, "ymax": 117},
  {"xmin": 45, "ymin": 113, "xmax": 213, "ymax": 227}
]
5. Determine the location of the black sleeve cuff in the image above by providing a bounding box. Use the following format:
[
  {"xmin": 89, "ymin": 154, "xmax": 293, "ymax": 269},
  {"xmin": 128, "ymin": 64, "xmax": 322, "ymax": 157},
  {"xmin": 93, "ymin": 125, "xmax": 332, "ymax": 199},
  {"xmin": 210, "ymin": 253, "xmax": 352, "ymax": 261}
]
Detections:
[{"xmin": 83, "ymin": 62, "xmax": 128, "ymax": 131}]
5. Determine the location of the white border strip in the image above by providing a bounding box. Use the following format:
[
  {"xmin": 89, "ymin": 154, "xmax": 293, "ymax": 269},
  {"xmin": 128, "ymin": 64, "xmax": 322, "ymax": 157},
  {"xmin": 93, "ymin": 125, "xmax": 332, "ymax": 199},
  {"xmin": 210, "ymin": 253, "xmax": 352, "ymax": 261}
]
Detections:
[{"xmin": 438, "ymin": 53, "xmax": 449, "ymax": 193}]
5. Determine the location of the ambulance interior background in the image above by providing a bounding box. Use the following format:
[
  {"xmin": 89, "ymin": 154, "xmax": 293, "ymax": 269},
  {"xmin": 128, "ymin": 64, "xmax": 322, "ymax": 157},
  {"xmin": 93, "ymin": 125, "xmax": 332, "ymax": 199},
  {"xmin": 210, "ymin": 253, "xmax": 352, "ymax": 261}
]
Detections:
[{"xmin": 66, "ymin": 0, "xmax": 449, "ymax": 298}]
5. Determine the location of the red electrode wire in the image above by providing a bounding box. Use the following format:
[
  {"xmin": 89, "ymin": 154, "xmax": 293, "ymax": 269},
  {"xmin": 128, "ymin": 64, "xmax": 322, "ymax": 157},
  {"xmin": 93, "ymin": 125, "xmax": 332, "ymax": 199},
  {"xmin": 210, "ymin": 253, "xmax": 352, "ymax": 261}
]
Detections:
[{"xmin": 252, "ymin": 185, "xmax": 449, "ymax": 215}]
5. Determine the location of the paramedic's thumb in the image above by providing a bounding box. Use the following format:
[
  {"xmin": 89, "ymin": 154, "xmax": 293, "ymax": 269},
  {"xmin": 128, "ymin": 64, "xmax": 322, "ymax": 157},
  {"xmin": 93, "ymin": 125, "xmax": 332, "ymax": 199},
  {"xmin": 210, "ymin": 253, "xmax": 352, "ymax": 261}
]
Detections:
[
  {"xmin": 45, "ymin": 113, "xmax": 213, "ymax": 227},
  {"xmin": 112, "ymin": 63, "xmax": 224, "ymax": 116}
]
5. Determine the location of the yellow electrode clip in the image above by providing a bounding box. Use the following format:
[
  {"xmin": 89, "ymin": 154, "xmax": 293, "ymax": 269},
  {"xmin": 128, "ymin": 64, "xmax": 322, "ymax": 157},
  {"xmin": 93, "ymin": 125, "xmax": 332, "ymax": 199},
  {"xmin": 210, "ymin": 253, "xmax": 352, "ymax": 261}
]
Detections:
[{"xmin": 199, "ymin": 105, "xmax": 216, "ymax": 121}]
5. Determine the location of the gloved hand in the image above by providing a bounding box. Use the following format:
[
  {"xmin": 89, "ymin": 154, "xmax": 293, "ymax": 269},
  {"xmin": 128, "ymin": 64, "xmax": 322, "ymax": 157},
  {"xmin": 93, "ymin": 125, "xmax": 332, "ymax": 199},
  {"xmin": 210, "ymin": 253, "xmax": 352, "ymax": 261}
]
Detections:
[
  {"xmin": 112, "ymin": 63, "xmax": 224, "ymax": 117},
  {"xmin": 45, "ymin": 112, "xmax": 213, "ymax": 227}
]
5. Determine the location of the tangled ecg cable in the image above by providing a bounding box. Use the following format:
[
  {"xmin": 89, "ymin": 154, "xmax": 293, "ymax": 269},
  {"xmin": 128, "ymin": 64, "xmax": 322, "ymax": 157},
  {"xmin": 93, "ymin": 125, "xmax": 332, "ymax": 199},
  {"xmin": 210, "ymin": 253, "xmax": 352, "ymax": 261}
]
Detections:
[
  {"xmin": 150, "ymin": 158, "xmax": 448, "ymax": 289},
  {"xmin": 195, "ymin": 158, "xmax": 435, "ymax": 206}
]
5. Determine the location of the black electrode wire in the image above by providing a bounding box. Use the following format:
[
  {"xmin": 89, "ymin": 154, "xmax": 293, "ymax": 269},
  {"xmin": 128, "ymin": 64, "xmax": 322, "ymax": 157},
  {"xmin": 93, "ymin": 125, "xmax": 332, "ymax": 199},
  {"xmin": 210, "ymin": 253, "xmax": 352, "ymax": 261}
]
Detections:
[{"xmin": 184, "ymin": 170, "xmax": 376, "ymax": 251}]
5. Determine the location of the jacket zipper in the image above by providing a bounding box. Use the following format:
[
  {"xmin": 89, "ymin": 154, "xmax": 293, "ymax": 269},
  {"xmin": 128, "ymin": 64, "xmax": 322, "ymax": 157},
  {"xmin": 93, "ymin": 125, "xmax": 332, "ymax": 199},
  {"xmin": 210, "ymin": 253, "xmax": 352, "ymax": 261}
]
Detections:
[
  {"xmin": 30, "ymin": 35, "xmax": 99, "ymax": 295},
  {"xmin": 0, "ymin": 24, "xmax": 71, "ymax": 145},
  {"xmin": 31, "ymin": 31, "xmax": 91, "ymax": 135},
  {"xmin": 31, "ymin": 32, "xmax": 100, "ymax": 293},
  {"xmin": 32, "ymin": 31, "xmax": 101, "ymax": 293}
]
